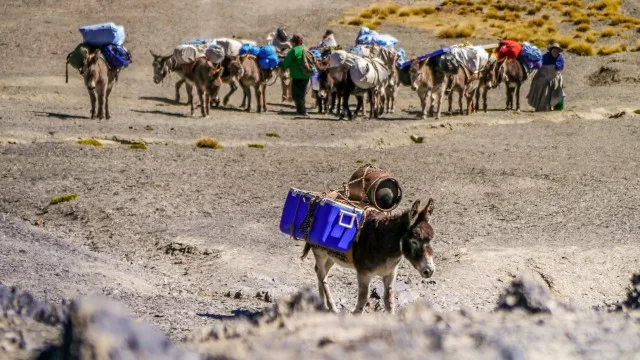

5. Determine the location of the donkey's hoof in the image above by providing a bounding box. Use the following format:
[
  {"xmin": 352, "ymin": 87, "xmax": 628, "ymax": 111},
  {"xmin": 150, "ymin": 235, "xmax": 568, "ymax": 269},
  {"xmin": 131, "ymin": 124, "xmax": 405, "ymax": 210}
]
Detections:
[{"xmin": 106, "ymin": 114, "xmax": 111, "ymax": 120}]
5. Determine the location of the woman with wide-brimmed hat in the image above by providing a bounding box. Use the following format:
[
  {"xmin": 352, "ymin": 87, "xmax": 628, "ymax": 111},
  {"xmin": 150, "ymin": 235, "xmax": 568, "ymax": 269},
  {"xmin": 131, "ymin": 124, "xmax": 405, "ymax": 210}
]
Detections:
[{"xmin": 527, "ymin": 43, "xmax": 566, "ymax": 111}]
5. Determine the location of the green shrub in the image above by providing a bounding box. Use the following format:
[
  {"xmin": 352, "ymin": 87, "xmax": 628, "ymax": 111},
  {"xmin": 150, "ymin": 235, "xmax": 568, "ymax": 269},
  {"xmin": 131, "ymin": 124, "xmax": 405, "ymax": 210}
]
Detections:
[
  {"xmin": 129, "ymin": 143, "xmax": 147, "ymax": 150},
  {"xmin": 50, "ymin": 194, "xmax": 78, "ymax": 205},
  {"xmin": 77, "ymin": 139, "xmax": 102, "ymax": 147},
  {"xmin": 248, "ymin": 144, "xmax": 265, "ymax": 149},
  {"xmin": 265, "ymin": 132, "xmax": 280, "ymax": 138}
]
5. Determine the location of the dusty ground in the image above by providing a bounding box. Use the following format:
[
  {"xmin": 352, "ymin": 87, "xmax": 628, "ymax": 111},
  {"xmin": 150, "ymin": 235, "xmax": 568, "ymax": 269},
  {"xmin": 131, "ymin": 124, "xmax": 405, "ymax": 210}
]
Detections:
[{"xmin": 1, "ymin": 0, "xmax": 640, "ymax": 357}]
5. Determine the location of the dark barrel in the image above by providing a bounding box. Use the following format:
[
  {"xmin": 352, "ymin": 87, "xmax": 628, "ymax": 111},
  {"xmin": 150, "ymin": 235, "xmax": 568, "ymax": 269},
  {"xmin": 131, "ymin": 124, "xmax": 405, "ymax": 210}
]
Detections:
[{"xmin": 347, "ymin": 166, "xmax": 402, "ymax": 212}]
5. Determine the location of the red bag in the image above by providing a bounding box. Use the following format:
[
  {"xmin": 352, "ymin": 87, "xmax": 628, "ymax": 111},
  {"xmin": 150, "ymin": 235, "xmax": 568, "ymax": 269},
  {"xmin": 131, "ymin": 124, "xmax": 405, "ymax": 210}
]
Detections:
[{"xmin": 497, "ymin": 40, "xmax": 522, "ymax": 59}]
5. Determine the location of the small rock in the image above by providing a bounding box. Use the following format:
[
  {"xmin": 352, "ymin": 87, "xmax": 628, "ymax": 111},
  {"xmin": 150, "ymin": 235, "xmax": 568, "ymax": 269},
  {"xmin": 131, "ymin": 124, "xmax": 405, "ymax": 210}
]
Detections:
[
  {"xmin": 224, "ymin": 291, "xmax": 231, "ymax": 298},
  {"xmin": 410, "ymin": 134, "xmax": 424, "ymax": 143},
  {"xmin": 318, "ymin": 337, "xmax": 334, "ymax": 347},
  {"xmin": 234, "ymin": 291, "xmax": 242, "ymax": 299},
  {"xmin": 370, "ymin": 288, "xmax": 381, "ymax": 300}
]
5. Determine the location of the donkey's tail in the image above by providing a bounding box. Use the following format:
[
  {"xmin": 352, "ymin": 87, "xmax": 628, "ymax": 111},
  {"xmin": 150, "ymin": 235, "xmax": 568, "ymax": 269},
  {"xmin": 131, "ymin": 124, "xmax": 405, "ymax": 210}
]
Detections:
[
  {"xmin": 65, "ymin": 61, "xmax": 69, "ymax": 84},
  {"xmin": 300, "ymin": 242, "xmax": 311, "ymax": 260}
]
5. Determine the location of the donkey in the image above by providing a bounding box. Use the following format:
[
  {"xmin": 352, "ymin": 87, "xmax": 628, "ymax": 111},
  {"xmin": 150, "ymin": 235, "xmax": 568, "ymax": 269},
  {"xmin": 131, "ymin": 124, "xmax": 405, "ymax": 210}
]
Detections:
[
  {"xmin": 410, "ymin": 59, "xmax": 447, "ymax": 119},
  {"xmin": 475, "ymin": 59, "xmax": 499, "ymax": 113},
  {"xmin": 191, "ymin": 58, "xmax": 223, "ymax": 117},
  {"xmin": 227, "ymin": 54, "xmax": 271, "ymax": 113},
  {"xmin": 150, "ymin": 51, "xmax": 192, "ymax": 105},
  {"xmin": 328, "ymin": 66, "xmax": 366, "ymax": 120},
  {"xmin": 384, "ymin": 66, "xmax": 400, "ymax": 114},
  {"xmin": 83, "ymin": 49, "xmax": 118, "ymax": 120},
  {"xmin": 446, "ymin": 66, "xmax": 480, "ymax": 116},
  {"xmin": 302, "ymin": 199, "xmax": 436, "ymax": 314},
  {"xmin": 313, "ymin": 67, "xmax": 337, "ymax": 114},
  {"xmin": 496, "ymin": 58, "xmax": 528, "ymax": 111}
]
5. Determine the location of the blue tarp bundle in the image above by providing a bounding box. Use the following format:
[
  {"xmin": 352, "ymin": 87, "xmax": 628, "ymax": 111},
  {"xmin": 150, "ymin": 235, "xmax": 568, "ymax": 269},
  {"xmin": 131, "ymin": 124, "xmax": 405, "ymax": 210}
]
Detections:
[
  {"xmin": 79, "ymin": 22, "xmax": 126, "ymax": 47},
  {"xmin": 520, "ymin": 42, "xmax": 543, "ymax": 70},
  {"xmin": 258, "ymin": 45, "xmax": 280, "ymax": 69},
  {"xmin": 416, "ymin": 47, "xmax": 451, "ymax": 62},
  {"xmin": 102, "ymin": 44, "xmax": 131, "ymax": 68},
  {"xmin": 310, "ymin": 49, "xmax": 323, "ymax": 59},
  {"xmin": 355, "ymin": 27, "xmax": 398, "ymax": 49},
  {"xmin": 239, "ymin": 43, "xmax": 261, "ymax": 56},
  {"xmin": 180, "ymin": 38, "xmax": 215, "ymax": 45}
]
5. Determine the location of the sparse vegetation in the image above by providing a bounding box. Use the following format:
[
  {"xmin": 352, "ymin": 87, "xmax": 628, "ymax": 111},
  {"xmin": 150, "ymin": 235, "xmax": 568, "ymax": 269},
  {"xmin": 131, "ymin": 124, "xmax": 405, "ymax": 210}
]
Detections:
[
  {"xmin": 338, "ymin": 0, "xmax": 639, "ymax": 56},
  {"xmin": 568, "ymin": 42, "xmax": 595, "ymax": 56},
  {"xmin": 248, "ymin": 144, "xmax": 265, "ymax": 149},
  {"xmin": 129, "ymin": 143, "xmax": 147, "ymax": 150},
  {"xmin": 635, "ymin": 109, "xmax": 640, "ymax": 114},
  {"xmin": 50, "ymin": 193, "xmax": 78, "ymax": 205},
  {"xmin": 265, "ymin": 132, "xmax": 281, "ymax": 138},
  {"xmin": 438, "ymin": 23, "xmax": 475, "ymax": 38},
  {"xmin": 598, "ymin": 44, "xmax": 626, "ymax": 55},
  {"xmin": 77, "ymin": 139, "xmax": 102, "ymax": 147},
  {"xmin": 600, "ymin": 27, "xmax": 616, "ymax": 37},
  {"xmin": 196, "ymin": 137, "xmax": 223, "ymax": 149},
  {"xmin": 144, "ymin": 125, "xmax": 154, "ymax": 131}
]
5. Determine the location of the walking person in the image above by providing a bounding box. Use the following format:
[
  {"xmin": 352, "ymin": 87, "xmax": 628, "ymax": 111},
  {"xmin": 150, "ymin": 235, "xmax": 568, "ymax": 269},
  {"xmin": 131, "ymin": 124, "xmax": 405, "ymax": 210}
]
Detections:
[
  {"xmin": 527, "ymin": 43, "xmax": 566, "ymax": 111},
  {"xmin": 279, "ymin": 34, "xmax": 311, "ymax": 116}
]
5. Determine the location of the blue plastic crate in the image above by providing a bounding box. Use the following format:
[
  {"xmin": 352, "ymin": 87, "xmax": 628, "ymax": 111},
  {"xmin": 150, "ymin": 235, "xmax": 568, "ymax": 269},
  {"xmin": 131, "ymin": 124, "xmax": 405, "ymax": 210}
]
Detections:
[{"xmin": 279, "ymin": 188, "xmax": 363, "ymax": 253}]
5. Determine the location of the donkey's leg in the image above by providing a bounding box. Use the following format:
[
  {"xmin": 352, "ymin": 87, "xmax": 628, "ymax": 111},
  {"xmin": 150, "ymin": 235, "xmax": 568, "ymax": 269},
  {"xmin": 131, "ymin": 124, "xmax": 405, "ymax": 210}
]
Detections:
[
  {"xmin": 447, "ymin": 91, "xmax": 453, "ymax": 115},
  {"xmin": 320, "ymin": 258, "xmax": 338, "ymax": 312},
  {"xmin": 243, "ymin": 86, "xmax": 251, "ymax": 112},
  {"xmin": 482, "ymin": 87, "xmax": 488, "ymax": 113},
  {"xmin": 353, "ymin": 272, "xmax": 372, "ymax": 315},
  {"xmin": 255, "ymin": 85, "xmax": 262, "ymax": 113},
  {"xmin": 418, "ymin": 90, "xmax": 427, "ymax": 120},
  {"xmin": 458, "ymin": 88, "xmax": 463, "ymax": 116},
  {"xmin": 515, "ymin": 83, "xmax": 521, "ymax": 112},
  {"xmin": 96, "ymin": 85, "xmax": 106, "ymax": 120},
  {"xmin": 105, "ymin": 83, "xmax": 113, "ymax": 120},
  {"xmin": 88, "ymin": 88, "xmax": 96, "ymax": 119},
  {"xmin": 261, "ymin": 84, "xmax": 267, "ymax": 112},
  {"xmin": 505, "ymin": 85, "xmax": 512, "ymax": 110},
  {"xmin": 383, "ymin": 268, "xmax": 398, "ymax": 314},
  {"xmin": 223, "ymin": 81, "xmax": 237, "ymax": 107},
  {"xmin": 175, "ymin": 79, "xmax": 185, "ymax": 103},
  {"xmin": 185, "ymin": 82, "xmax": 194, "ymax": 107}
]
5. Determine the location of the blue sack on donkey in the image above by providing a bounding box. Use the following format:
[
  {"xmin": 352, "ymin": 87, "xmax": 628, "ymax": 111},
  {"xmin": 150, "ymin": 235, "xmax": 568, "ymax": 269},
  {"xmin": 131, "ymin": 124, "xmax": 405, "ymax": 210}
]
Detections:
[
  {"xmin": 521, "ymin": 42, "xmax": 542, "ymax": 69},
  {"xmin": 258, "ymin": 45, "xmax": 280, "ymax": 70},
  {"xmin": 101, "ymin": 44, "xmax": 132, "ymax": 69},
  {"xmin": 239, "ymin": 43, "xmax": 260, "ymax": 56},
  {"xmin": 79, "ymin": 22, "xmax": 126, "ymax": 47}
]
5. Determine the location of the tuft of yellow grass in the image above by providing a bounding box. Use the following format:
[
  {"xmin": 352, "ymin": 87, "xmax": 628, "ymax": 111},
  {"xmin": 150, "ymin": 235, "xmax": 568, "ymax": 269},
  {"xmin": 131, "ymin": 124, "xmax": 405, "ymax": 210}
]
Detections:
[
  {"xmin": 585, "ymin": 34, "xmax": 597, "ymax": 43},
  {"xmin": 348, "ymin": 18, "xmax": 364, "ymax": 26},
  {"xmin": 50, "ymin": 193, "xmax": 78, "ymax": 205},
  {"xmin": 527, "ymin": 18, "xmax": 546, "ymax": 27},
  {"xmin": 576, "ymin": 24, "xmax": 590, "ymax": 32},
  {"xmin": 77, "ymin": 139, "xmax": 102, "ymax": 147},
  {"xmin": 600, "ymin": 27, "xmax": 616, "ymax": 37},
  {"xmin": 438, "ymin": 23, "xmax": 475, "ymax": 38},
  {"xmin": 597, "ymin": 44, "xmax": 626, "ymax": 55},
  {"xmin": 568, "ymin": 42, "xmax": 595, "ymax": 56},
  {"xmin": 196, "ymin": 137, "xmax": 223, "ymax": 149}
]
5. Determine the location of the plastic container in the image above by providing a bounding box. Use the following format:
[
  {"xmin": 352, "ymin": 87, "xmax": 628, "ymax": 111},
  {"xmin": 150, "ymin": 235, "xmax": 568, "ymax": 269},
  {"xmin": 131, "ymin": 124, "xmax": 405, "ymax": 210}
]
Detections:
[
  {"xmin": 79, "ymin": 22, "xmax": 125, "ymax": 46},
  {"xmin": 280, "ymin": 188, "xmax": 363, "ymax": 253}
]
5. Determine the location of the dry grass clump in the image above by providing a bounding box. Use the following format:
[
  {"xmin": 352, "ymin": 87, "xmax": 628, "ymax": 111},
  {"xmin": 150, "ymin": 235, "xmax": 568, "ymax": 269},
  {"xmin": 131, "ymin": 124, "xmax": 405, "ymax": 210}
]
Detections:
[
  {"xmin": 77, "ymin": 139, "xmax": 102, "ymax": 147},
  {"xmin": 438, "ymin": 23, "xmax": 475, "ymax": 38},
  {"xmin": 573, "ymin": 32, "xmax": 583, "ymax": 39},
  {"xmin": 412, "ymin": 6, "xmax": 435, "ymax": 16},
  {"xmin": 597, "ymin": 44, "xmax": 626, "ymax": 55},
  {"xmin": 585, "ymin": 34, "xmax": 597, "ymax": 43},
  {"xmin": 545, "ymin": 25, "xmax": 558, "ymax": 34},
  {"xmin": 553, "ymin": 36, "xmax": 575, "ymax": 48},
  {"xmin": 50, "ymin": 193, "xmax": 78, "ymax": 205},
  {"xmin": 600, "ymin": 27, "xmax": 616, "ymax": 37},
  {"xmin": 129, "ymin": 143, "xmax": 147, "ymax": 150},
  {"xmin": 576, "ymin": 24, "xmax": 590, "ymax": 32},
  {"xmin": 568, "ymin": 42, "xmax": 595, "ymax": 55},
  {"xmin": 195, "ymin": 137, "xmax": 223, "ymax": 149},
  {"xmin": 348, "ymin": 18, "xmax": 364, "ymax": 26},
  {"xmin": 588, "ymin": 0, "xmax": 621, "ymax": 11},
  {"xmin": 630, "ymin": 41, "xmax": 640, "ymax": 52},
  {"xmin": 527, "ymin": 18, "xmax": 546, "ymax": 27},
  {"xmin": 398, "ymin": 8, "xmax": 411, "ymax": 17},
  {"xmin": 485, "ymin": 10, "xmax": 507, "ymax": 21}
]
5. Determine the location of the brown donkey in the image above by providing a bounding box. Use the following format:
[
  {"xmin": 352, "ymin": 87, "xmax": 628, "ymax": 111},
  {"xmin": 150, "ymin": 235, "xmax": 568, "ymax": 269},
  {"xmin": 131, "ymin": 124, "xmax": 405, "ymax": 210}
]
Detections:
[
  {"xmin": 150, "ymin": 51, "xmax": 193, "ymax": 105},
  {"xmin": 228, "ymin": 54, "xmax": 271, "ymax": 113},
  {"xmin": 475, "ymin": 59, "xmax": 500, "ymax": 113},
  {"xmin": 83, "ymin": 49, "xmax": 118, "ymax": 119},
  {"xmin": 191, "ymin": 58, "xmax": 223, "ymax": 117},
  {"xmin": 302, "ymin": 199, "xmax": 436, "ymax": 314},
  {"xmin": 410, "ymin": 59, "xmax": 447, "ymax": 119},
  {"xmin": 497, "ymin": 58, "xmax": 528, "ymax": 111},
  {"xmin": 446, "ymin": 66, "xmax": 480, "ymax": 116}
]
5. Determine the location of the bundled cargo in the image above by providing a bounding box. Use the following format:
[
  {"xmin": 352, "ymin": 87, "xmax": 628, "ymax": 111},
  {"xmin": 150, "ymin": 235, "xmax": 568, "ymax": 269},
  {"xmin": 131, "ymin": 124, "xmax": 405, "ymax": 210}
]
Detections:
[
  {"xmin": 79, "ymin": 22, "xmax": 125, "ymax": 47},
  {"xmin": 205, "ymin": 45, "xmax": 225, "ymax": 64},
  {"xmin": 258, "ymin": 45, "xmax": 280, "ymax": 70},
  {"xmin": 102, "ymin": 44, "xmax": 132, "ymax": 68},
  {"xmin": 347, "ymin": 166, "xmax": 402, "ymax": 212},
  {"xmin": 215, "ymin": 38, "xmax": 243, "ymax": 57},
  {"xmin": 497, "ymin": 40, "xmax": 522, "ymax": 59},
  {"xmin": 239, "ymin": 43, "xmax": 260, "ymax": 56},
  {"xmin": 350, "ymin": 57, "xmax": 389, "ymax": 90},
  {"xmin": 449, "ymin": 46, "xmax": 490, "ymax": 73},
  {"xmin": 67, "ymin": 43, "xmax": 96, "ymax": 70},
  {"xmin": 180, "ymin": 38, "xmax": 216, "ymax": 46},
  {"xmin": 355, "ymin": 27, "xmax": 398, "ymax": 49},
  {"xmin": 327, "ymin": 50, "xmax": 358, "ymax": 69},
  {"xmin": 173, "ymin": 44, "xmax": 206, "ymax": 65},
  {"xmin": 280, "ymin": 188, "xmax": 363, "ymax": 252},
  {"xmin": 520, "ymin": 42, "xmax": 543, "ymax": 70}
]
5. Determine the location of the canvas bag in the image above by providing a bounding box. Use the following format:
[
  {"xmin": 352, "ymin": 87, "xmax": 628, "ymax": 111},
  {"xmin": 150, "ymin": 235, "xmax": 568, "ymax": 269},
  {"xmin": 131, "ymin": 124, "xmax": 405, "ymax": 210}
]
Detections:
[
  {"xmin": 173, "ymin": 44, "xmax": 206, "ymax": 65},
  {"xmin": 301, "ymin": 48, "xmax": 316, "ymax": 76}
]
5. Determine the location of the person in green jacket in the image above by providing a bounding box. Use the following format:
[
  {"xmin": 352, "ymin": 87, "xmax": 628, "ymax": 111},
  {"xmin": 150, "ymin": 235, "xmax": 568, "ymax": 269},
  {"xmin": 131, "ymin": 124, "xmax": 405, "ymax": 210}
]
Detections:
[{"xmin": 279, "ymin": 34, "xmax": 310, "ymax": 116}]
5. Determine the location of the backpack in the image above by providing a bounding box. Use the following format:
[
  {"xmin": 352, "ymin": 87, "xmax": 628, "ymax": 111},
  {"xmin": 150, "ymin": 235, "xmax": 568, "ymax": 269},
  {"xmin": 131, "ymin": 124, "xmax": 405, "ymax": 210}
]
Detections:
[
  {"xmin": 301, "ymin": 48, "xmax": 316, "ymax": 76},
  {"xmin": 66, "ymin": 43, "xmax": 95, "ymax": 83},
  {"xmin": 429, "ymin": 53, "xmax": 459, "ymax": 74},
  {"xmin": 101, "ymin": 44, "xmax": 132, "ymax": 69}
]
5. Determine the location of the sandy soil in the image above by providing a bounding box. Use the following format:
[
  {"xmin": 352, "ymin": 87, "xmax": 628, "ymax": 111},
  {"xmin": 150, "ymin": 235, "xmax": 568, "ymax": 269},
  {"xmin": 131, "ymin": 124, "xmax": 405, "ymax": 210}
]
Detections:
[{"xmin": 1, "ymin": 0, "xmax": 640, "ymax": 356}]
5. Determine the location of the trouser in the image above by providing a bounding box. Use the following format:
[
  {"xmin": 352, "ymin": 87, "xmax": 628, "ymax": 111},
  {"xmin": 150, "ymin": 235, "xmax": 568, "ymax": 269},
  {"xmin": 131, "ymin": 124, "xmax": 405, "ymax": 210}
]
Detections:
[{"xmin": 292, "ymin": 78, "xmax": 309, "ymax": 115}]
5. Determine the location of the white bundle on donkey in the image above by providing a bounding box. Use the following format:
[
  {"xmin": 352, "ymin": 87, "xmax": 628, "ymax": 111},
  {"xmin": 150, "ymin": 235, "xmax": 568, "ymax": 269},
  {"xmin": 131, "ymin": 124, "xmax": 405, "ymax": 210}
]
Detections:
[
  {"xmin": 278, "ymin": 166, "xmax": 436, "ymax": 315},
  {"xmin": 349, "ymin": 57, "xmax": 389, "ymax": 90}
]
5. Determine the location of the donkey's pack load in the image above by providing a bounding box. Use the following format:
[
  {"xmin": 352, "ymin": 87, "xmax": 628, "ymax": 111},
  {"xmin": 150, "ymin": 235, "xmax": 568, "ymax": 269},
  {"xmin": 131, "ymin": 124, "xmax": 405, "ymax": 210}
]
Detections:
[
  {"xmin": 279, "ymin": 165, "xmax": 402, "ymax": 255},
  {"xmin": 66, "ymin": 22, "xmax": 132, "ymax": 83}
]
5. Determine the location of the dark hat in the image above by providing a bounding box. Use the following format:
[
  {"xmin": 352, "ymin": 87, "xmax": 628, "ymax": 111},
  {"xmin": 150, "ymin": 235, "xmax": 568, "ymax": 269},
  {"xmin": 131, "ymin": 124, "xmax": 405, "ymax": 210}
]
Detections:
[
  {"xmin": 291, "ymin": 33, "xmax": 303, "ymax": 46},
  {"xmin": 549, "ymin": 43, "xmax": 563, "ymax": 52}
]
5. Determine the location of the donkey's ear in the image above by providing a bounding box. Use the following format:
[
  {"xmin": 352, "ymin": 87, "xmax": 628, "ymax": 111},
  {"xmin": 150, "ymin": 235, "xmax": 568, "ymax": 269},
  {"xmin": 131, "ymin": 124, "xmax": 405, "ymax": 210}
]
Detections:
[
  {"xmin": 420, "ymin": 198, "xmax": 435, "ymax": 222},
  {"xmin": 409, "ymin": 199, "xmax": 422, "ymax": 225},
  {"xmin": 149, "ymin": 49, "xmax": 157, "ymax": 58}
]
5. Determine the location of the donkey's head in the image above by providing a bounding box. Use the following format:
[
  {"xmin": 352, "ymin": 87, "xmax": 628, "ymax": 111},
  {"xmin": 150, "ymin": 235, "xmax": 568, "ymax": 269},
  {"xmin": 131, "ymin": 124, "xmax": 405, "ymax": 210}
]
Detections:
[
  {"xmin": 150, "ymin": 50, "xmax": 173, "ymax": 84},
  {"xmin": 401, "ymin": 199, "xmax": 436, "ymax": 278},
  {"xmin": 409, "ymin": 59, "xmax": 427, "ymax": 91},
  {"xmin": 82, "ymin": 49, "xmax": 104, "ymax": 90},
  {"xmin": 484, "ymin": 58, "xmax": 501, "ymax": 89},
  {"xmin": 227, "ymin": 56, "xmax": 245, "ymax": 79}
]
